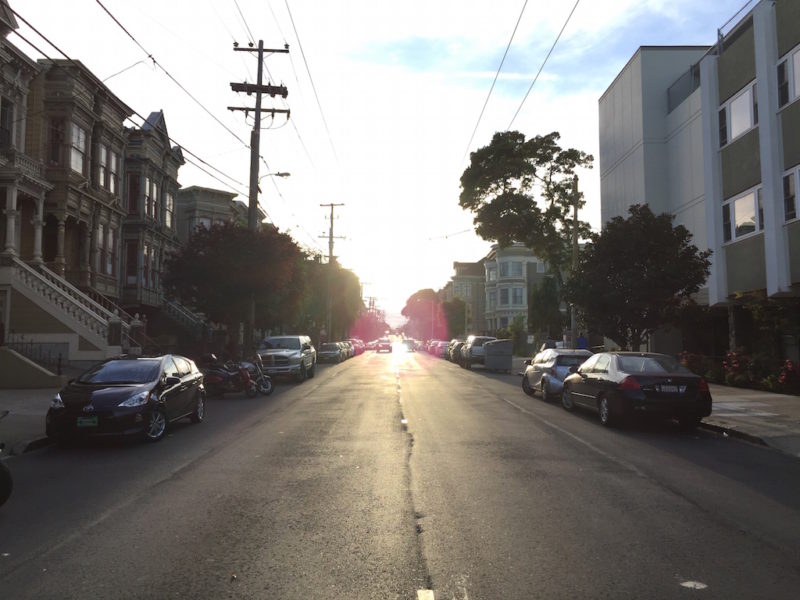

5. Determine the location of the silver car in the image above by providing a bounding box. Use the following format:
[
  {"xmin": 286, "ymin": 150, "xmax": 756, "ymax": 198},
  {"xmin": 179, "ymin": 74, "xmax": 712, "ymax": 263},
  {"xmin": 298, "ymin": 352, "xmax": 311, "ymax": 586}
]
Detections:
[
  {"xmin": 522, "ymin": 348, "xmax": 592, "ymax": 401},
  {"xmin": 257, "ymin": 335, "xmax": 317, "ymax": 382}
]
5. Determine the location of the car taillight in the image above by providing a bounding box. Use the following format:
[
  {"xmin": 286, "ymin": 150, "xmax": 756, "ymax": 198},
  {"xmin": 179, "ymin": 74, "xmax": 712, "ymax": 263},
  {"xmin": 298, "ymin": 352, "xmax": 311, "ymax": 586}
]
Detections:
[
  {"xmin": 698, "ymin": 378, "xmax": 709, "ymax": 393},
  {"xmin": 618, "ymin": 376, "xmax": 641, "ymax": 391}
]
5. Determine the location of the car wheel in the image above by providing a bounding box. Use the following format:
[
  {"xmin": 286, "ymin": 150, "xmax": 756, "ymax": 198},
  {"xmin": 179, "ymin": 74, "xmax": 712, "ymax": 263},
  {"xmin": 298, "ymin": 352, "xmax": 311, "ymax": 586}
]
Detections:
[
  {"xmin": 190, "ymin": 393, "xmax": 205, "ymax": 423},
  {"xmin": 541, "ymin": 382, "xmax": 550, "ymax": 402},
  {"xmin": 521, "ymin": 375, "xmax": 534, "ymax": 396},
  {"xmin": 598, "ymin": 396, "xmax": 615, "ymax": 427},
  {"xmin": 308, "ymin": 362, "xmax": 316, "ymax": 378},
  {"xmin": 257, "ymin": 377, "xmax": 274, "ymax": 396},
  {"xmin": 296, "ymin": 363, "xmax": 307, "ymax": 382},
  {"xmin": 144, "ymin": 407, "xmax": 167, "ymax": 442},
  {"xmin": 561, "ymin": 385, "xmax": 575, "ymax": 411},
  {"xmin": 678, "ymin": 414, "xmax": 702, "ymax": 430}
]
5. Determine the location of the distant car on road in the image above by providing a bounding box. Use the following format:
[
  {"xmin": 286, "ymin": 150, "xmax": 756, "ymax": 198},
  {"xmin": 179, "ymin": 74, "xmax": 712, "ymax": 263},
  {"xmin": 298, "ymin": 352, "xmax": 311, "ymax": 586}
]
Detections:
[
  {"xmin": 46, "ymin": 354, "xmax": 205, "ymax": 443},
  {"xmin": 318, "ymin": 343, "xmax": 344, "ymax": 363},
  {"xmin": 561, "ymin": 351, "xmax": 712, "ymax": 429},
  {"xmin": 376, "ymin": 338, "xmax": 392, "ymax": 353},
  {"xmin": 522, "ymin": 348, "xmax": 593, "ymax": 401}
]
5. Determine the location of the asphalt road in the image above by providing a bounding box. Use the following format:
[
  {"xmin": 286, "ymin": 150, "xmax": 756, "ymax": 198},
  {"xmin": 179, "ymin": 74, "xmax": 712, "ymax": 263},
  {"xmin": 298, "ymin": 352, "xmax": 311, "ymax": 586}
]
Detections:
[{"xmin": 1, "ymin": 350, "xmax": 800, "ymax": 599}]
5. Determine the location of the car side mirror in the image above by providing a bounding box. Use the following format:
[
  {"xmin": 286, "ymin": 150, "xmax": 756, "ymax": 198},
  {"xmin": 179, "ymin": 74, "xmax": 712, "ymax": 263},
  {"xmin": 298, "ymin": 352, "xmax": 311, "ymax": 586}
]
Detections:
[
  {"xmin": 524, "ymin": 359, "xmax": 531, "ymax": 366},
  {"xmin": 165, "ymin": 375, "xmax": 181, "ymax": 386}
]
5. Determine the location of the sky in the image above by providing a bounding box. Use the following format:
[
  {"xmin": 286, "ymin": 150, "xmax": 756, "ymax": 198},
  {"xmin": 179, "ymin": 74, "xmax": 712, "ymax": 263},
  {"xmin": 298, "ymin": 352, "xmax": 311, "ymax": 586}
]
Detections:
[{"xmin": 12, "ymin": 0, "xmax": 752, "ymax": 323}]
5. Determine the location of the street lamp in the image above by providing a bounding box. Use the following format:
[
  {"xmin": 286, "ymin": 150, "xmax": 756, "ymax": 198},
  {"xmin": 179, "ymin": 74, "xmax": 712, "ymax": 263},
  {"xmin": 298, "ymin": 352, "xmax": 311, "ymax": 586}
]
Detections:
[{"xmin": 257, "ymin": 172, "xmax": 290, "ymax": 193}]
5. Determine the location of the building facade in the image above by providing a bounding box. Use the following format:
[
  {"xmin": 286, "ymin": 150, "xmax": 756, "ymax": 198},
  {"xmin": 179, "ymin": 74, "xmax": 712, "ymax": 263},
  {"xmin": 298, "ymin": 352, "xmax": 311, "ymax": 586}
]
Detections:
[
  {"xmin": 450, "ymin": 260, "xmax": 485, "ymax": 334},
  {"xmin": 483, "ymin": 243, "xmax": 548, "ymax": 334},
  {"xmin": 599, "ymin": 0, "xmax": 800, "ymax": 355}
]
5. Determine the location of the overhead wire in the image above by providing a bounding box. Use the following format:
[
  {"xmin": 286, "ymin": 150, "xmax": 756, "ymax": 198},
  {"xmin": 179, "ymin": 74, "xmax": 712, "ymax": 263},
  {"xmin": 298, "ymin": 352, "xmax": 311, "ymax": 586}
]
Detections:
[
  {"xmin": 93, "ymin": 0, "xmax": 250, "ymax": 149},
  {"xmin": 462, "ymin": 0, "xmax": 529, "ymax": 162},
  {"xmin": 232, "ymin": 0, "xmax": 256, "ymax": 45},
  {"xmin": 507, "ymin": 0, "xmax": 581, "ymax": 130},
  {"xmin": 10, "ymin": 8, "xmax": 248, "ymax": 194},
  {"xmin": 284, "ymin": 0, "xmax": 340, "ymax": 166}
]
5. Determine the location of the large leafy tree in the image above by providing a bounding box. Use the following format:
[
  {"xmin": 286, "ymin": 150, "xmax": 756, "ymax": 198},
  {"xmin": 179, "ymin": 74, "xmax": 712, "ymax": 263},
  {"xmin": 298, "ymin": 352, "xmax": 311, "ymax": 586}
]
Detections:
[
  {"xmin": 528, "ymin": 276, "xmax": 564, "ymax": 338},
  {"xmin": 401, "ymin": 289, "xmax": 445, "ymax": 340},
  {"xmin": 564, "ymin": 204, "xmax": 712, "ymax": 350},
  {"xmin": 459, "ymin": 130, "xmax": 593, "ymax": 289},
  {"xmin": 163, "ymin": 222, "xmax": 304, "ymax": 331}
]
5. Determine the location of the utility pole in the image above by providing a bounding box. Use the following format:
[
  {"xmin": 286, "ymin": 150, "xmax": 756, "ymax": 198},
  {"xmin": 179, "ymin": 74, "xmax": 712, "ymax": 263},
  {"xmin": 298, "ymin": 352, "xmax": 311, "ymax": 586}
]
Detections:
[
  {"xmin": 570, "ymin": 174, "xmax": 579, "ymax": 348},
  {"xmin": 319, "ymin": 203, "xmax": 345, "ymax": 342},
  {"xmin": 229, "ymin": 40, "xmax": 289, "ymax": 354}
]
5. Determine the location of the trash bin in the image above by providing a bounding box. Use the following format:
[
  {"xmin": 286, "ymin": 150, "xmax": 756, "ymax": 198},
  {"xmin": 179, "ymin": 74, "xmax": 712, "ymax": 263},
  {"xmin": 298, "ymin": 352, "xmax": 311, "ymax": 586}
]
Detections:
[{"xmin": 483, "ymin": 339, "xmax": 513, "ymax": 373}]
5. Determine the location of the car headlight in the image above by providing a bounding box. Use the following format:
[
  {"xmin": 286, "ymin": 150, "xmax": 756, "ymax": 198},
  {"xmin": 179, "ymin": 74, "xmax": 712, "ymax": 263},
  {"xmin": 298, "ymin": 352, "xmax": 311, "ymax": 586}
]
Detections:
[
  {"xmin": 50, "ymin": 392, "xmax": 64, "ymax": 409},
  {"xmin": 119, "ymin": 390, "xmax": 151, "ymax": 407}
]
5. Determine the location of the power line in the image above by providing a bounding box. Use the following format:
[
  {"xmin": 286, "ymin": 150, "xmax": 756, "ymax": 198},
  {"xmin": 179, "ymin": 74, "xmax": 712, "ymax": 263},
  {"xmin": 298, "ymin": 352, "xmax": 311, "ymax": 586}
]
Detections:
[
  {"xmin": 93, "ymin": 0, "xmax": 250, "ymax": 149},
  {"xmin": 232, "ymin": 0, "xmax": 256, "ymax": 45},
  {"xmin": 462, "ymin": 0, "xmax": 529, "ymax": 162},
  {"xmin": 10, "ymin": 9, "xmax": 247, "ymax": 194},
  {"xmin": 284, "ymin": 0, "xmax": 340, "ymax": 166},
  {"xmin": 507, "ymin": 0, "xmax": 581, "ymax": 130}
]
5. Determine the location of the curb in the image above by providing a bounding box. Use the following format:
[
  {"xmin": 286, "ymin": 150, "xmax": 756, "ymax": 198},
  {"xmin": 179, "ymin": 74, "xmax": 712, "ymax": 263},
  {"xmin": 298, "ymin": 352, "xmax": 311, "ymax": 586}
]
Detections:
[
  {"xmin": 9, "ymin": 436, "xmax": 52, "ymax": 456},
  {"xmin": 699, "ymin": 421, "xmax": 769, "ymax": 448}
]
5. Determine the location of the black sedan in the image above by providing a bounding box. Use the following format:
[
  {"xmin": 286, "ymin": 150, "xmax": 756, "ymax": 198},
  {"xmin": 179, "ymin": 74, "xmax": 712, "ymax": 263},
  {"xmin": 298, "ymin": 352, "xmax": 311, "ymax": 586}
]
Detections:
[
  {"xmin": 46, "ymin": 355, "xmax": 205, "ymax": 443},
  {"xmin": 561, "ymin": 352, "xmax": 712, "ymax": 429}
]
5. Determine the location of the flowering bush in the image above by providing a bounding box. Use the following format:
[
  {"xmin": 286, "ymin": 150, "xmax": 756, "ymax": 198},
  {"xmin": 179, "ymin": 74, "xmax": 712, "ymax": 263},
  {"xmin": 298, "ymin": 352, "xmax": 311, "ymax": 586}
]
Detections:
[
  {"xmin": 778, "ymin": 359, "xmax": 800, "ymax": 394},
  {"xmin": 722, "ymin": 351, "xmax": 752, "ymax": 387}
]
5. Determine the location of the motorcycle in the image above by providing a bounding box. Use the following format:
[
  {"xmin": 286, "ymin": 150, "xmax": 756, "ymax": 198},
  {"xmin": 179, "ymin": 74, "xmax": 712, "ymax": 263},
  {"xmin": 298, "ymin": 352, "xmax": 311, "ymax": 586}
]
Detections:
[
  {"xmin": 199, "ymin": 354, "xmax": 272, "ymax": 397},
  {"xmin": 0, "ymin": 410, "xmax": 12, "ymax": 507}
]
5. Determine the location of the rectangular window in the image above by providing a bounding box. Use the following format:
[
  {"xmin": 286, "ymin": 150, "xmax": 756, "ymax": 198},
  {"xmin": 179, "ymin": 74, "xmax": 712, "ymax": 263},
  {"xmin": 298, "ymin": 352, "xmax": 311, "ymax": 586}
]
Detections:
[
  {"xmin": 511, "ymin": 261, "xmax": 522, "ymax": 277},
  {"xmin": 48, "ymin": 119, "xmax": 65, "ymax": 165},
  {"xmin": 125, "ymin": 242, "xmax": 138, "ymax": 285},
  {"xmin": 718, "ymin": 108, "xmax": 727, "ymax": 147},
  {"xmin": 729, "ymin": 86, "xmax": 753, "ymax": 140},
  {"xmin": 488, "ymin": 290, "xmax": 497, "ymax": 309},
  {"xmin": 512, "ymin": 288, "xmax": 524, "ymax": 305},
  {"xmin": 110, "ymin": 152, "xmax": 119, "ymax": 195},
  {"xmin": 107, "ymin": 229, "xmax": 115, "ymax": 275},
  {"xmin": 757, "ymin": 188, "xmax": 764, "ymax": 231},
  {"xmin": 794, "ymin": 49, "xmax": 800, "ymax": 102},
  {"xmin": 98, "ymin": 145, "xmax": 108, "ymax": 189},
  {"xmin": 488, "ymin": 268, "xmax": 497, "ymax": 282},
  {"xmin": 752, "ymin": 83, "xmax": 758, "ymax": 126},
  {"xmin": 778, "ymin": 60, "xmax": 790, "ymax": 107},
  {"xmin": 499, "ymin": 262, "xmax": 509, "ymax": 277},
  {"xmin": 499, "ymin": 288, "xmax": 509, "ymax": 305},
  {"xmin": 0, "ymin": 97, "xmax": 12, "ymax": 148},
  {"xmin": 464, "ymin": 282, "xmax": 472, "ymax": 298},
  {"xmin": 96, "ymin": 223, "xmax": 105, "ymax": 273},
  {"xmin": 152, "ymin": 181, "xmax": 159, "ymax": 222},
  {"xmin": 165, "ymin": 192, "xmax": 174, "ymax": 229},
  {"xmin": 785, "ymin": 173, "xmax": 797, "ymax": 221},
  {"xmin": 127, "ymin": 173, "xmax": 140, "ymax": 215},
  {"xmin": 733, "ymin": 192, "xmax": 756, "ymax": 237},
  {"xmin": 144, "ymin": 177, "xmax": 152, "ymax": 217},
  {"xmin": 142, "ymin": 244, "xmax": 150, "ymax": 288},
  {"xmin": 536, "ymin": 262, "xmax": 545, "ymax": 273},
  {"xmin": 70, "ymin": 123, "xmax": 87, "ymax": 174},
  {"xmin": 722, "ymin": 204, "xmax": 731, "ymax": 243}
]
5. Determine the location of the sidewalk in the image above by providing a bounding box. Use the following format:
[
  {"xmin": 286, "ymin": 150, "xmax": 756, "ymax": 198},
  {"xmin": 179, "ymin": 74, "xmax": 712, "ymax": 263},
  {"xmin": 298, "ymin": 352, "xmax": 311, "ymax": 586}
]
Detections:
[{"xmin": 1, "ymin": 376, "xmax": 799, "ymax": 458}]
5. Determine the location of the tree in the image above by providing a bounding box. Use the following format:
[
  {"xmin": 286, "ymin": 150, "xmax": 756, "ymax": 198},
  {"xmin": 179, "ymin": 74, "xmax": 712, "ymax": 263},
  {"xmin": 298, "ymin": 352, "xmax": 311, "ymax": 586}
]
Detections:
[
  {"xmin": 163, "ymin": 222, "xmax": 304, "ymax": 336},
  {"xmin": 459, "ymin": 130, "xmax": 593, "ymax": 289},
  {"xmin": 441, "ymin": 298, "xmax": 466, "ymax": 338},
  {"xmin": 564, "ymin": 204, "xmax": 712, "ymax": 350},
  {"xmin": 528, "ymin": 276, "xmax": 564, "ymax": 339},
  {"xmin": 401, "ymin": 289, "xmax": 442, "ymax": 340}
]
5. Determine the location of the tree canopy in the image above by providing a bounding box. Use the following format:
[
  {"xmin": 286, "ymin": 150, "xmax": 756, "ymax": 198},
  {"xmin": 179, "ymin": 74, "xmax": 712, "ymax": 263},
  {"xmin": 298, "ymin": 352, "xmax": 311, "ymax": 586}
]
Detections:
[
  {"xmin": 564, "ymin": 204, "xmax": 712, "ymax": 350},
  {"xmin": 459, "ymin": 130, "xmax": 593, "ymax": 287}
]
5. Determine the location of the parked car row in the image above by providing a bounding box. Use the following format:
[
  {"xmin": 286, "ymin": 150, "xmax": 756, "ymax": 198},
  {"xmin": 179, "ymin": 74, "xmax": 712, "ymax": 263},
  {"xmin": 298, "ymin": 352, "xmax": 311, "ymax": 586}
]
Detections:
[
  {"xmin": 318, "ymin": 340, "xmax": 363, "ymax": 363},
  {"xmin": 522, "ymin": 349, "xmax": 713, "ymax": 429},
  {"xmin": 423, "ymin": 336, "xmax": 498, "ymax": 368}
]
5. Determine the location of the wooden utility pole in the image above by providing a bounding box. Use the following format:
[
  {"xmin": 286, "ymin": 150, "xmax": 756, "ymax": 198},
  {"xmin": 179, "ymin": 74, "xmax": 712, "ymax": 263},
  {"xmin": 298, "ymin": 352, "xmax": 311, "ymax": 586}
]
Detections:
[
  {"xmin": 228, "ymin": 40, "xmax": 289, "ymax": 354},
  {"xmin": 570, "ymin": 174, "xmax": 579, "ymax": 348},
  {"xmin": 319, "ymin": 203, "xmax": 345, "ymax": 342}
]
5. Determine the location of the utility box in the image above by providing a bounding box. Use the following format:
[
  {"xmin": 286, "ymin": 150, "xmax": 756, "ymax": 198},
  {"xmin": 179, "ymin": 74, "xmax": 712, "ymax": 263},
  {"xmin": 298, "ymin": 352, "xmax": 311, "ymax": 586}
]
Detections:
[{"xmin": 483, "ymin": 339, "xmax": 513, "ymax": 373}]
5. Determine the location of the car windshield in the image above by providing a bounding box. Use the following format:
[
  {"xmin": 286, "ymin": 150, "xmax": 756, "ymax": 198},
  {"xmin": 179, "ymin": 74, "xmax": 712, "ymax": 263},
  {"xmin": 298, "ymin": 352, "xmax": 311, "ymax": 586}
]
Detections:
[
  {"xmin": 618, "ymin": 355, "xmax": 691, "ymax": 374},
  {"xmin": 320, "ymin": 344, "xmax": 338, "ymax": 351},
  {"xmin": 260, "ymin": 337, "xmax": 301, "ymax": 350},
  {"xmin": 77, "ymin": 360, "xmax": 161, "ymax": 384}
]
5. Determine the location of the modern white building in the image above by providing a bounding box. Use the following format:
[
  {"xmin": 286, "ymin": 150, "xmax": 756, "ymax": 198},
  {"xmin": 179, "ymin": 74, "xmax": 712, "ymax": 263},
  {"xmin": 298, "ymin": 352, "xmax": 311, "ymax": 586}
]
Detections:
[{"xmin": 599, "ymin": 0, "xmax": 800, "ymax": 356}]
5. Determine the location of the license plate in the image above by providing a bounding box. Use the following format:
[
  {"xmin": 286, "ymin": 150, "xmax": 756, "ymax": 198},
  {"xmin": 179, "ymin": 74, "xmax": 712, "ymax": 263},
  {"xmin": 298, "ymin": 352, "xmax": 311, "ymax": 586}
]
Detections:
[
  {"xmin": 76, "ymin": 416, "xmax": 98, "ymax": 427},
  {"xmin": 659, "ymin": 384, "xmax": 685, "ymax": 394}
]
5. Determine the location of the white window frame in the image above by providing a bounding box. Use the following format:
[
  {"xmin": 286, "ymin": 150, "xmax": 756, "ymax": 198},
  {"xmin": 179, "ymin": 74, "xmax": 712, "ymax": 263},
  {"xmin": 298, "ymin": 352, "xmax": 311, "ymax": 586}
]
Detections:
[
  {"xmin": 70, "ymin": 123, "xmax": 87, "ymax": 174},
  {"xmin": 722, "ymin": 185, "xmax": 763, "ymax": 243},
  {"xmin": 499, "ymin": 288, "xmax": 509, "ymax": 306},
  {"xmin": 510, "ymin": 261, "xmax": 523, "ymax": 277},
  {"xmin": 499, "ymin": 261, "xmax": 509, "ymax": 277},
  {"xmin": 720, "ymin": 81, "xmax": 758, "ymax": 146},
  {"xmin": 512, "ymin": 287, "xmax": 524, "ymax": 305},
  {"xmin": 784, "ymin": 166, "xmax": 799, "ymax": 223},
  {"xmin": 777, "ymin": 45, "xmax": 800, "ymax": 109}
]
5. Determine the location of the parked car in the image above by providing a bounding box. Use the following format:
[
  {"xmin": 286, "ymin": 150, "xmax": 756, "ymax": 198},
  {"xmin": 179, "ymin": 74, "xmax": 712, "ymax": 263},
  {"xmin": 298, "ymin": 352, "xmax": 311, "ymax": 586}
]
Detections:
[
  {"xmin": 257, "ymin": 335, "xmax": 316, "ymax": 381},
  {"xmin": 318, "ymin": 343, "xmax": 344, "ymax": 363},
  {"xmin": 450, "ymin": 341, "xmax": 466, "ymax": 365},
  {"xmin": 561, "ymin": 352, "xmax": 712, "ymax": 429},
  {"xmin": 522, "ymin": 348, "xmax": 593, "ymax": 401},
  {"xmin": 347, "ymin": 339, "xmax": 365, "ymax": 355},
  {"xmin": 376, "ymin": 338, "xmax": 392, "ymax": 353},
  {"xmin": 462, "ymin": 335, "xmax": 497, "ymax": 369},
  {"xmin": 45, "ymin": 354, "xmax": 205, "ymax": 443}
]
